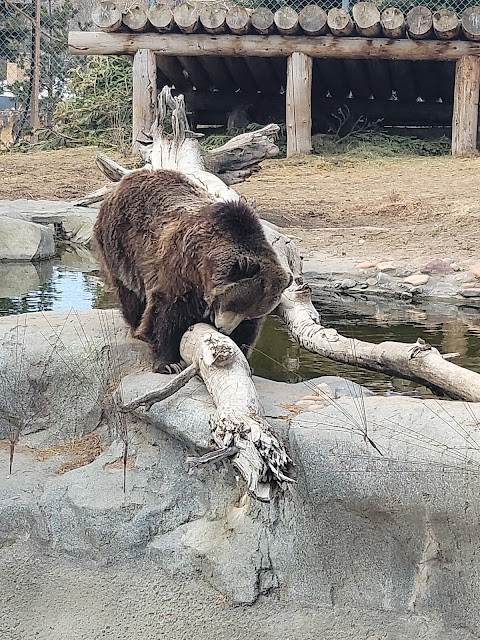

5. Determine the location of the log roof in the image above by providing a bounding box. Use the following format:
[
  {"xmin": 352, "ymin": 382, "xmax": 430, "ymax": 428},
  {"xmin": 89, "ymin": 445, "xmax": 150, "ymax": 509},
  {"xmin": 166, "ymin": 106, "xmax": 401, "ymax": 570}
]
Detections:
[{"xmin": 86, "ymin": 2, "xmax": 480, "ymax": 42}]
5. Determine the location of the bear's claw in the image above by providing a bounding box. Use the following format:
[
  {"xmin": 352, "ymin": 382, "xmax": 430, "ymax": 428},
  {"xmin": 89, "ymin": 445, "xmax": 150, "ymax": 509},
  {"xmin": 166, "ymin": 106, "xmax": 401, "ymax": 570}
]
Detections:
[{"xmin": 154, "ymin": 360, "xmax": 186, "ymax": 375}]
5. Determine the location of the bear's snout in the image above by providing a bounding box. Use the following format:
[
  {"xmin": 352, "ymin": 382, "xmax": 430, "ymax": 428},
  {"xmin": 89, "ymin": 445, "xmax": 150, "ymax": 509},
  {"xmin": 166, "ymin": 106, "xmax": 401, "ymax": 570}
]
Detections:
[{"xmin": 214, "ymin": 310, "xmax": 244, "ymax": 336}]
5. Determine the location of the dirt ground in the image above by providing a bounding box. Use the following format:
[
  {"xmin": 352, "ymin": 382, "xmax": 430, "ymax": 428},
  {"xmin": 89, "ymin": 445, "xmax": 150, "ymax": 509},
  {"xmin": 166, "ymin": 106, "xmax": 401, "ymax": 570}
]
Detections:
[{"xmin": 1, "ymin": 146, "xmax": 480, "ymax": 265}]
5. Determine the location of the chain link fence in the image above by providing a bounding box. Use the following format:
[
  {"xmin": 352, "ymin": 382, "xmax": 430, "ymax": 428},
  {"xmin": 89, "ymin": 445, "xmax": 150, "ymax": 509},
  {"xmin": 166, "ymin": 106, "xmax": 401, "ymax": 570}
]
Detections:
[
  {"xmin": 0, "ymin": 0, "xmax": 479, "ymax": 147},
  {"xmin": 0, "ymin": 0, "xmax": 90, "ymax": 146}
]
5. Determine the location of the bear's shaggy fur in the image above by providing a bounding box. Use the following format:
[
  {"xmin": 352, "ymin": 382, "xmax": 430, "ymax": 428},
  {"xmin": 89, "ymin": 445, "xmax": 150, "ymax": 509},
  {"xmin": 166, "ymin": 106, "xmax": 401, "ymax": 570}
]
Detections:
[{"xmin": 93, "ymin": 169, "xmax": 292, "ymax": 373}]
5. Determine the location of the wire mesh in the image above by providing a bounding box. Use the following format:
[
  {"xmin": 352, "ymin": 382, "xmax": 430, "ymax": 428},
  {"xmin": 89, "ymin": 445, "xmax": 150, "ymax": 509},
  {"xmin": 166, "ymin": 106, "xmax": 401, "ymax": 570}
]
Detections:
[{"xmin": 0, "ymin": 0, "xmax": 87, "ymax": 144}]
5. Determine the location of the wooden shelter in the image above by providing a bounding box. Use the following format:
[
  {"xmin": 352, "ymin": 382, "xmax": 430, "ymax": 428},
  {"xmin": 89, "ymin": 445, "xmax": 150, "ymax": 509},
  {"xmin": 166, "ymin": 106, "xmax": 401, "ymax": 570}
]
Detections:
[{"xmin": 69, "ymin": 2, "xmax": 480, "ymax": 157}]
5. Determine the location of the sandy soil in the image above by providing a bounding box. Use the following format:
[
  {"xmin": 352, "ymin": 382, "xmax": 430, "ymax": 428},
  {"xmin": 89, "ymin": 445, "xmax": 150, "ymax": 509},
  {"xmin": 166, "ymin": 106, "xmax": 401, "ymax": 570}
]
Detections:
[{"xmin": 1, "ymin": 147, "xmax": 480, "ymax": 265}]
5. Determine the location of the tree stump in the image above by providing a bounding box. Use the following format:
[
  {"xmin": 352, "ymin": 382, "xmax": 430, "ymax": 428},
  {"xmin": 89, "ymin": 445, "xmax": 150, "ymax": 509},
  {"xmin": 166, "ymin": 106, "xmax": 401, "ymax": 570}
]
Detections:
[
  {"xmin": 298, "ymin": 5, "xmax": 328, "ymax": 36},
  {"xmin": 353, "ymin": 2, "xmax": 382, "ymax": 38},
  {"xmin": 327, "ymin": 8, "xmax": 354, "ymax": 37}
]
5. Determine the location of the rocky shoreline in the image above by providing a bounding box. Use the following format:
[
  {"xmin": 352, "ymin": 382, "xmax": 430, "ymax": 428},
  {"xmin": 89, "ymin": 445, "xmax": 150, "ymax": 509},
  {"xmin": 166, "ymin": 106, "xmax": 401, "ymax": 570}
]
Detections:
[{"xmin": 2, "ymin": 199, "xmax": 480, "ymax": 306}]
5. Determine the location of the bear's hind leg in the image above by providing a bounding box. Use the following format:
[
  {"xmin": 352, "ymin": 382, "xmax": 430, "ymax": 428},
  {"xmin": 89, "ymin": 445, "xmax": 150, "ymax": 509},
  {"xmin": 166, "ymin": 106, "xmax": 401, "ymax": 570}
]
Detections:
[
  {"xmin": 229, "ymin": 318, "xmax": 263, "ymax": 358},
  {"xmin": 113, "ymin": 277, "xmax": 145, "ymax": 330}
]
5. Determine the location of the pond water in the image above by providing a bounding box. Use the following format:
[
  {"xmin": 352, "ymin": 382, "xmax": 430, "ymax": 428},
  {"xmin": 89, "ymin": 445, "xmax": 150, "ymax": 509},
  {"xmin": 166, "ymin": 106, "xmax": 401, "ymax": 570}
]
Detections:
[{"xmin": 2, "ymin": 249, "xmax": 480, "ymax": 396}]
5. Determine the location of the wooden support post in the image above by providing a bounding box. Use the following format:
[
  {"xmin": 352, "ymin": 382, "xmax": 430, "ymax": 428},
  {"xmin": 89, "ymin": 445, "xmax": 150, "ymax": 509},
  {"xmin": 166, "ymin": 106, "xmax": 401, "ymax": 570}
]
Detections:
[
  {"xmin": 452, "ymin": 55, "xmax": 480, "ymax": 157},
  {"xmin": 132, "ymin": 49, "xmax": 157, "ymax": 153},
  {"xmin": 286, "ymin": 52, "xmax": 312, "ymax": 157}
]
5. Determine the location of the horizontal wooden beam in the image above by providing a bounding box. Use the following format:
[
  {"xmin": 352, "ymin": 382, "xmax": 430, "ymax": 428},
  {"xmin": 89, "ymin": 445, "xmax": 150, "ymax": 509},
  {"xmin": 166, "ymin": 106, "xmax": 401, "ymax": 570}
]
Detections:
[{"xmin": 68, "ymin": 31, "xmax": 480, "ymax": 61}]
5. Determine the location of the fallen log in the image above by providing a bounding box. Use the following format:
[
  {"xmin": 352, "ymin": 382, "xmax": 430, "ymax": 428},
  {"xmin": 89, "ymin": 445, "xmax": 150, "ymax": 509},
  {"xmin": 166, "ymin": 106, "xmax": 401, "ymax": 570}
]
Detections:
[
  {"xmin": 204, "ymin": 123, "xmax": 279, "ymax": 173},
  {"xmin": 180, "ymin": 324, "xmax": 293, "ymax": 500},
  {"xmin": 75, "ymin": 123, "xmax": 280, "ymax": 205}
]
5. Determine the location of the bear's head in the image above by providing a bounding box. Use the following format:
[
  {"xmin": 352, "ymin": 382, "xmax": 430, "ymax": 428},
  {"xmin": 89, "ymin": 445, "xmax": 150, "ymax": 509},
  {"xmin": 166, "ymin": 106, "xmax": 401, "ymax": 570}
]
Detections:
[{"xmin": 204, "ymin": 254, "xmax": 293, "ymax": 336}]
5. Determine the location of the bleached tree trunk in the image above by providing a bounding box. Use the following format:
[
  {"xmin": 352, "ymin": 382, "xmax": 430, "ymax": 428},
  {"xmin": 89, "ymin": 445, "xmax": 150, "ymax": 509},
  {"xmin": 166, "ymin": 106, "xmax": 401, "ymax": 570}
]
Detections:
[{"xmin": 180, "ymin": 324, "xmax": 293, "ymax": 501}]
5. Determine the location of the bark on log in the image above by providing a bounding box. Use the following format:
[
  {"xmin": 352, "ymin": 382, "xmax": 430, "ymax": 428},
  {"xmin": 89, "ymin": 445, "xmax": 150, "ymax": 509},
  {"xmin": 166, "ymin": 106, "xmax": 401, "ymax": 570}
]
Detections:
[
  {"xmin": 132, "ymin": 48, "xmax": 157, "ymax": 152},
  {"xmin": 286, "ymin": 52, "xmax": 312, "ymax": 157},
  {"xmin": 173, "ymin": 3, "xmax": 200, "ymax": 34},
  {"xmin": 92, "ymin": 1, "xmax": 122, "ymax": 32},
  {"xmin": 199, "ymin": 3, "xmax": 227, "ymax": 34},
  {"xmin": 68, "ymin": 32, "xmax": 480, "ymax": 60},
  {"xmin": 407, "ymin": 6, "xmax": 433, "ymax": 40},
  {"xmin": 327, "ymin": 8, "xmax": 355, "ymax": 37},
  {"xmin": 220, "ymin": 167, "xmax": 260, "ymax": 185},
  {"xmin": 353, "ymin": 2, "xmax": 381, "ymax": 38},
  {"xmin": 147, "ymin": 3, "xmax": 174, "ymax": 33},
  {"xmin": 452, "ymin": 55, "xmax": 480, "ymax": 157},
  {"xmin": 433, "ymin": 9, "xmax": 460, "ymax": 40},
  {"xmin": 251, "ymin": 7, "xmax": 275, "ymax": 35},
  {"xmin": 122, "ymin": 3, "xmax": 148, "ymax": 32},
  {"xmin": 225, "ymin": 5, "xmax": 251, "ymax": 35},
  {"xmin": 205, "ymin": 124, "xmax": 280, "ymax": 173},
  {"xmin": 298, "ymin": 5, "xmax": 328, "ymax": 36},
  {"xmin": 381, "ymin": 7, "xmax": 405, "ymax": 38},
  {"xmin": 274, "ymin": 7, "xmax": 300, "ymax": 36},
  {"xmin": 461, "ymin": 7, "xmax": 480, "ymax": 41}
]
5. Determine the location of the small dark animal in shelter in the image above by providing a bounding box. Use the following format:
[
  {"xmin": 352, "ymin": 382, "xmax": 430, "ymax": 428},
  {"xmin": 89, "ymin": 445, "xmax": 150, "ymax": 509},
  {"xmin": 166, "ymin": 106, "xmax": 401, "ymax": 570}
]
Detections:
[{"xmin": 93, "ymin": 169, "xmax": 292, "ymax": 373}]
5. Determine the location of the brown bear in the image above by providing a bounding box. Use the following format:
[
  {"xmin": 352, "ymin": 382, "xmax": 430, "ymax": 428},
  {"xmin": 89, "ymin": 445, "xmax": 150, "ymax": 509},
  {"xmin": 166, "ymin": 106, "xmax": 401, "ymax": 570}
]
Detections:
[{"xmin": 93, "ymin": 169, "xmax": 292, "ymax": 373}]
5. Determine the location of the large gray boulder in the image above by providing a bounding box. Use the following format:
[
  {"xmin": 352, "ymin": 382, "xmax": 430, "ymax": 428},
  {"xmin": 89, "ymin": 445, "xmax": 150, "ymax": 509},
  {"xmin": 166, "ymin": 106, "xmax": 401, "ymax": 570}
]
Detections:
[
  {"xmin": 0, "ymin": 310, "xmax": 478, "ymax": 639},
  {"xmin": 0, "ymin": 200, "xmax": 97, "ymax": 245},
  {"xmin": 0, "ymin": 216, "xmax": 55, "ymax": 261}
]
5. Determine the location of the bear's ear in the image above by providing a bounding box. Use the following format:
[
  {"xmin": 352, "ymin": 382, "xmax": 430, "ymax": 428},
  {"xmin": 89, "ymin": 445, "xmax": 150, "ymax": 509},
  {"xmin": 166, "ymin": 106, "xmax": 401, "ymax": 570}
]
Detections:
[{"xmin": 227, "ymin": 257, "xmax": 261, "ymax": 281}]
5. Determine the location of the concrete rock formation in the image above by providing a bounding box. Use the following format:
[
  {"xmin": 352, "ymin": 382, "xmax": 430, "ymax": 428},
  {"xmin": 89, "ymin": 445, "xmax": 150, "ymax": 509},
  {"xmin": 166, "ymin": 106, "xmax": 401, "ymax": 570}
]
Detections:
[{"xmin": 0, "ymin": 310, "xmax": 478, "ymax": 639}]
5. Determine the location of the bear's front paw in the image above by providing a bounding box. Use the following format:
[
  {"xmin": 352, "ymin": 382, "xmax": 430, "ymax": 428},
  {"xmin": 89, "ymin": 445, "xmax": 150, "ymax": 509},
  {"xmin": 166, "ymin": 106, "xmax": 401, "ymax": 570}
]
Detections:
[{"xmin": 153, "ymin": 359, "xmax": 186, "ymax": 374}]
